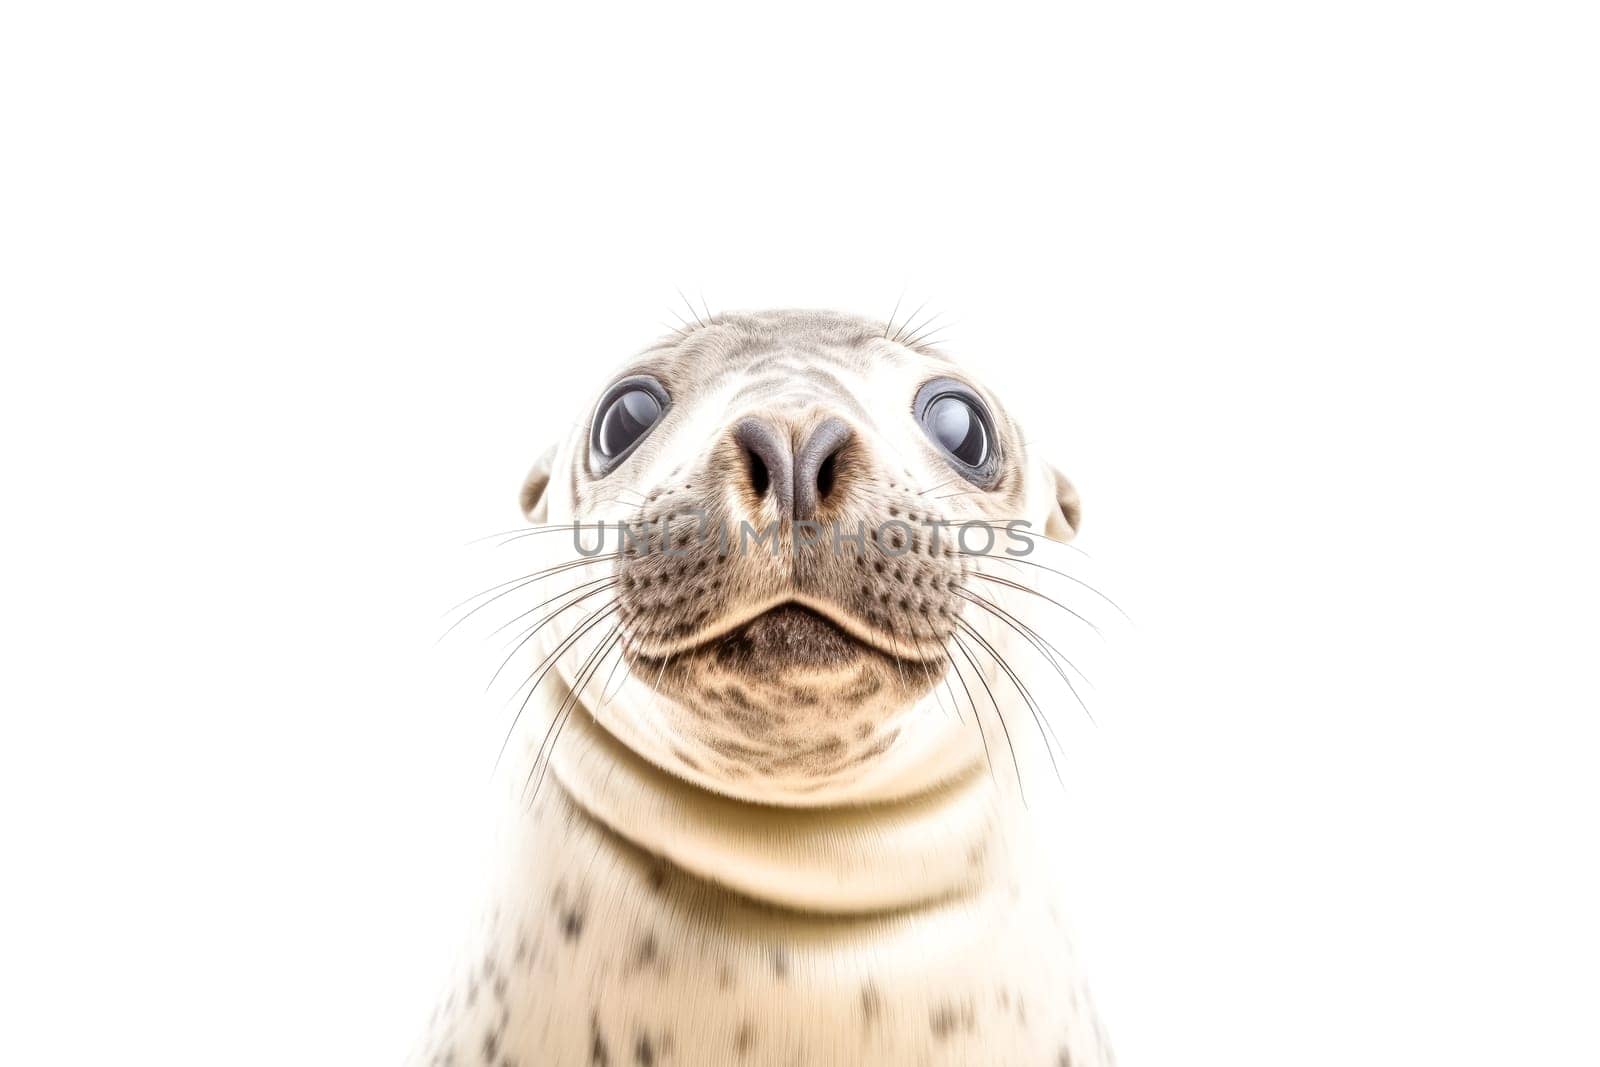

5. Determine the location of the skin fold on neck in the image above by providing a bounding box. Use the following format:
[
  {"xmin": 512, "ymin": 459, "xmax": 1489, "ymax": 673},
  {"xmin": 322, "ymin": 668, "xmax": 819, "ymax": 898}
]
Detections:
[{"xmin": 546, "ymin": 684, "xmax": 1011, "ymax": 916}]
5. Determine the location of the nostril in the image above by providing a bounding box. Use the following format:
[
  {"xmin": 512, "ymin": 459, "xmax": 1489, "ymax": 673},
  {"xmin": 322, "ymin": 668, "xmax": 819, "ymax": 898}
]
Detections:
[
  {"xmin": 816, "ymin": 451, "xmax": 837, "ymax": 501},
  {"xmin": 747, "ymin": 448, "xmax": 770, "ymax": 496},
  {"xmin": 732, "ymin": 417, "xmax": 795, "ymax": 515}
]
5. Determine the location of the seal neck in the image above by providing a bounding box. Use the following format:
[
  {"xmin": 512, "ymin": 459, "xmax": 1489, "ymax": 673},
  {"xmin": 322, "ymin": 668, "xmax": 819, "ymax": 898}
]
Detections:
[{"xmin": 545, "ymin": 700, "xmax": 1012, "ymax": 916}]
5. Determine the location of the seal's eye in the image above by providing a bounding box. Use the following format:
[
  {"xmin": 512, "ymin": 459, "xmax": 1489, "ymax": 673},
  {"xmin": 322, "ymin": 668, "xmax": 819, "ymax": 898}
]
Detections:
[
  {"xmin": 915, "ymin": 378, "xmax": 999, "ymax": 486},
  {"xmin": 590, "ymin": 376, "xmax": 669, "ymax": 474},
  {"xmin": 925, "ymin": 394, "xmax": 989, "ymax": 467},
  {"xmin": 597, "ymin": 390, "xmax": 661, "ymax": 457}
]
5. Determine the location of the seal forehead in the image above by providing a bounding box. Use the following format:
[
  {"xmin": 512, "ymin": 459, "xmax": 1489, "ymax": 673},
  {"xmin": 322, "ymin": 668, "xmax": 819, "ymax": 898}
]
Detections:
[{"xmin": 634, "ymin": 308, "xmax": 961, "ymax": 391}]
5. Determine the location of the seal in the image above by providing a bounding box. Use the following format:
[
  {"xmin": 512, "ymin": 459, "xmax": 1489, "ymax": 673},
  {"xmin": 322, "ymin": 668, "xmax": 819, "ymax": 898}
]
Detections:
[{"xmin": 413, "ymin": 309, "xmax": 1116, "ymax": 1066}]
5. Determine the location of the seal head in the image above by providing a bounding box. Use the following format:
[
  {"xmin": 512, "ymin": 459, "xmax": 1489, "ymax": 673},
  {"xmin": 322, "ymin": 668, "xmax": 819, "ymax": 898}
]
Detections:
[{"xmin": 521, "ymin": 309, "xmax": 1080, "ymax": 814}]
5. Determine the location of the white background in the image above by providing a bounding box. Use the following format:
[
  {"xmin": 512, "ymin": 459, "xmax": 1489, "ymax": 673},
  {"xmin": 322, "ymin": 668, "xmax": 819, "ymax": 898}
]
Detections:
[{"xmin": 3, "ymin": 2, "xmax": 1598, "ymax": 1064}]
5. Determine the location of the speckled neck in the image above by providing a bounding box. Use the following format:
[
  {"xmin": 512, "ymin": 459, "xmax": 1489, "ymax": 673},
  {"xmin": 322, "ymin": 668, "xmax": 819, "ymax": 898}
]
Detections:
[{"xmin": 546, "ymin": 695, "xmax": 1012, "ymax": 916}]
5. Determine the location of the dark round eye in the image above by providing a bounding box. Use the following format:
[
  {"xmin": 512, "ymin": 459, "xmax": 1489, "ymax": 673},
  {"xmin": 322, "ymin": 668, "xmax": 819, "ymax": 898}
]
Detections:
[
  {"xmin": 925, "ymin": 394, "xmax": 990, "ymax": 467},
  {"xmin": 590, "ymin": 376, "xmax": 669, "ymax": 474},
  {"xmin": 914, "ymin": 378, "xmax": 1001, "ymax": 487},
  {"xmin": 596, "ymin": 389, "xmax": 661, "ymax": 458}
]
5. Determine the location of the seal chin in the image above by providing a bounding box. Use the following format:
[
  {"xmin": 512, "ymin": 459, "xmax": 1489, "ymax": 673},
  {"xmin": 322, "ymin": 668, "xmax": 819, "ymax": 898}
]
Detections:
[
  {"xmin": 711, "ymin": 602, "xmax": 879, "ymax": 671},
  {"xmin": 616, "ymin": 596, "xmax": 948, "ymax": 785},
  {"xmin": 632, "ymin": 599, "xmax": 947, "ymax": 682},
  {"xmin": 629, "ymin": 596, "xmax": 947, "ymax": 668}
]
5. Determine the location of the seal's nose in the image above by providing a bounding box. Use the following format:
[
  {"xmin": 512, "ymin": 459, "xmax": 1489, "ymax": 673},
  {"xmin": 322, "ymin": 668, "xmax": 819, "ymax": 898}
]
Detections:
[
  {"xmin": 792, "ymin": 417, "xmax": 851, "ymax": 521},
  {"xmin": 733, "ymin": 416, "xmax": 854, "ymax": 521}
]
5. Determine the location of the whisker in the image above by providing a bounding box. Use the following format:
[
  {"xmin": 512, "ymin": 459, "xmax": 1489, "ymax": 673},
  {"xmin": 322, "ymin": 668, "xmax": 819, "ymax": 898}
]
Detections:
[
  {"xmin": 902, "ymin": 313, "xmax": 947, "ymax": 349},
  {"xmin": 494, "ymin": 602, "xmax": 618, "ymax": 770},
  {"xmin": 934, "ymin": 670, "xmax": 961, "ymax": 722},
  {"xmin": 501, "ymin": 597, "xmax": 618, "ymax": 708},
  {"xmin": 956, "ymin": 618, "xmax": 1065, "ymax": 787},
  {"xmin": 968, "ymin": 571, "xmax": 1105, "ymax": 638},
  {"xmin": 593, "ymin": 638, "xmax": 632, "ymax": 716},
  {"xmin": 485, "ymin": 578, "xmax": 619, "ymax": 692},
  {"xmin": 940, "ymin": 521, "xmax": 1093, "ymax": 559},
  {"xmin": 943, "ymin": 649, "xmax": 991, "ymax": 779},
  {"xmin": 955, "ymin": 584, "xmax": 1094, "ymax": 689},
  {"xmin": 438, "ymin": 555, "xmax": 619, "ymax": 641},
  {"xmin": 951, "ymin": 632, "xmax": 1026, "ymax": 806},
  {"xmin": 675, "ymin": 286, "xmax": 705, "ymax": 330},
  {"xmin": 883, "ymin": 292, "xmax": 905, "ymax": 340},
  {"xmin": 891, "ymin": 300, "xmax": 929, "ymax": 343},
  {"xmin": 962, "ymin": 550, "xmax": 1130, "ymax": 621},
  {"xmin": 957, "ymin": 588, "xmax": 1095, "ymax": 727},
  {"xmin": 645, "ymin": 644, "xmax": 679, "ymax": 702},
  {"xmin": 526, "ymin": 625, "xmax": 623, "ymax": 807},
  {"xmin": 489, "ymin": 573, "xmax": 619, "ymax": 641},
  {"xmin": 467, "ymin": 519, "xmax": 609, "ymax": 546},
  {"xmin": 896, "ymin": 304, "xmax": 937, "ymax": 345},
  {"xmin": 916, "ymin": 475, "xmax": 965, "ymax": 497},
  {"xmin": 494, "ymin": 523, "xmax": 617, "ymax": 549},
  {"xmin": 444, "ymin": 552, "xmax": 610, "ymax": 613}
]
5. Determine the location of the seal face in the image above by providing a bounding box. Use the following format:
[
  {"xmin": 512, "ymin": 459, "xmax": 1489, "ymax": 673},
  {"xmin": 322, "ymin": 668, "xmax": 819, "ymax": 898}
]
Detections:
[{"xmin": 525, "ymin": 309, "xmax": 1080, "ymax": 802}]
